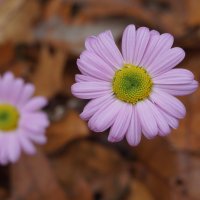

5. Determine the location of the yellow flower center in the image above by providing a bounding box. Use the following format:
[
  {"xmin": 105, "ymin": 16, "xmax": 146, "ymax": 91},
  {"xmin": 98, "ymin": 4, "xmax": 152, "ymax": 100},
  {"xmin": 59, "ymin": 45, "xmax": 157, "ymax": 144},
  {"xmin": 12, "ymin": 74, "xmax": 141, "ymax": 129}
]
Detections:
[
  {"xmin": 112, "ymin": 64, "xmax": 153, "ymax": 104},
  {"xmin": 0, "ymin": 104, "xmax": 20, "ymax": 131}
]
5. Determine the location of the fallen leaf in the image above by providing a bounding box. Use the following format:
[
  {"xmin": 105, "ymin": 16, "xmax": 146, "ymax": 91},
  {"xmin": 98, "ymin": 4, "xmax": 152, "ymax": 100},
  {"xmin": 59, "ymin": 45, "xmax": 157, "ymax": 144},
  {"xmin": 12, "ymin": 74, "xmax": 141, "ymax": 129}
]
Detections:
[
  {"xmin": 126, "ymin": 179, "xmax": 154, "ymax": 200},
  {"xmin": 10, "ymin": 150, "xmax": 68, "ymax": 200},
  {"xmin": 0, "ymin": 41, "xmax": 15, "ymax": 72},
  {"xmin": 0, "ymin": 0, "xmax": 41, "ymax": 43},
  {"xmin": 31, "ymin": 44, "xmax": 67, "ymax": 99},
  {"xmin": 44, "ymin": 110, "xmax": 89, "ymax": 153},
  {"xmin": 50, "ymin": 140, "xmax": 130, "ymax": 200},
  {"xmin": 167, "ymin": 52, "xmax": 200, "ymax": 152}
]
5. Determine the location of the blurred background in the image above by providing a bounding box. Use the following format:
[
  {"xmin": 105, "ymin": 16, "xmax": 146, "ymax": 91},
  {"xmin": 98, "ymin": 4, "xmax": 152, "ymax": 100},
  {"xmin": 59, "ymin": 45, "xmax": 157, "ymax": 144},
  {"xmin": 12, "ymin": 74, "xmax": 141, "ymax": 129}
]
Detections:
[{"xmin": 0, "ymin": 0, "xmax": 200, "ymax": 199}]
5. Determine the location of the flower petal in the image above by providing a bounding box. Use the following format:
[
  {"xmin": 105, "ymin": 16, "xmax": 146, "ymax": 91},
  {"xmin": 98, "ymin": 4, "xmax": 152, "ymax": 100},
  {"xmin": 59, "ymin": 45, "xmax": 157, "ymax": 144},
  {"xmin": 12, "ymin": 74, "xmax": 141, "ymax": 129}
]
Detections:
[
  {"xmin": 9, "ymin": 78, "xmax": 24, "ymax": 105},
  {"xmin": 142, "ymin": 33, "xmax": 174, "ymax": 70},
  {"xmin": 136, "ymin": 99, "xmax": 158, "ymax": 139},
  {"xmin": 148, "ymin": 100, "xmax": 171, "ymax": 136},
  {"xmin": 17, "ymin": 83, "xmax": 35, "ymax": 106},
  {"xmin": 122, "ymin": 24, "xmax": 136, "ymax": 64},
  {"xmin": 154, "ymin": 80, "xmax": 198, "ymax": 96},
  {"xmin": 7, "ymin": 134, "xmax": 21, "ymax": 163},
  {"xmin": 71, "ymin": 82, "xmax": 112, "ymax": 99},
  {"xmin": 20, "ymin": 112, "xmax": 49, "ymax": 128},
  {"xmin": 0, "ymin": 72, "xmax": 14, "ymax": 102},
  {"xmin": 108, "ymin": 103, "xmax": 132, "ymax": 142},
  {"xmin": 139, "ymin": 34, "xmax": 160, "ymax": 68},
  {"xmin": 75, "ymin": 74, "xmax": 102, "ymax": 82},
  {"xmin": 26, "ymin": 131, "xmax": 47, "ymax": 144},
  {"xmin": 80, "ymin": 94, "xmax": 114, "ymax": 120},
  {"xmin": 157, "ymin": 106, "xmax": 179, "ymax": 129},
  {"xmin": 85, "ymin": 31, "xmax": 123, "ymax": 69},
  {"xmin": 78, "ymin": 50, "xmax": 115, "ymax": 81},
  {"xmin": 22, "ymin": 97, "xmax": 47, "ymax": 112},
  {"xmin": 18, "ymin": 132, "xmax": 36, "ymax": 155},
  {"xmin": 126, "ymin": 106, "xmax": 142, "ymax": 146},
  {"xmin": 0, "ymin": 136, "xmax": 9, "ymax": 165},
  {"xmin": 149, "ymin": 47, "xmax": 185, "ymax": 77},
  {"xmin": 150, "ymin": 30, "xmax": 160, "ymax": 36},
  {"xmin": 133, "ymin": 27, "xmax": 150, "ymax": 66},
  {"xmin": 153, "ymin": 69, "xmax": 194, "ymax": 84},
  {"xmin": 85, "ymin": 36, "xmax": 97, "ymax": 51},
  {"xmin": 150, "ymin": 88, "xmax": 186, "ymax": 119},
  {"xmin": 88, "ymin": 99, "xmax": 122, "ymax": 132},
  {"xmin": 20, "ymin": 120, "xmax": 46, "ymax": 133}
]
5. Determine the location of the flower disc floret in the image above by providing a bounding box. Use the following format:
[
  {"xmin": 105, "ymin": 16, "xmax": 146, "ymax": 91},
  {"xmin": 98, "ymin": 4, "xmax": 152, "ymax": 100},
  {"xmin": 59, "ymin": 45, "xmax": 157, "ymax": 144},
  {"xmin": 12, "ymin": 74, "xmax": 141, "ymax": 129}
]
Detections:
[
  {"xmin": 112, "ymin": 64, "xmax": 153, "ymax": 104},
  {"xmin": 0, "ymin": 104, "xmax": 19, "ymax": 131}
]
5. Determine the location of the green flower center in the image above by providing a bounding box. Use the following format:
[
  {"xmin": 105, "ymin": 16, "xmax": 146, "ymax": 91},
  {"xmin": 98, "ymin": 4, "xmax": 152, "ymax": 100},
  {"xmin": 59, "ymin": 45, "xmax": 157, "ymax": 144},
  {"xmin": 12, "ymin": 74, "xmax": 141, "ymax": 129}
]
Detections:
[
  {"xmin": 0, "ymin": 104, "xmax": 20, "ymax": 132},
  {"xmin": 112, "ymin": 64, "xmax": 153, "ymax": 104}
]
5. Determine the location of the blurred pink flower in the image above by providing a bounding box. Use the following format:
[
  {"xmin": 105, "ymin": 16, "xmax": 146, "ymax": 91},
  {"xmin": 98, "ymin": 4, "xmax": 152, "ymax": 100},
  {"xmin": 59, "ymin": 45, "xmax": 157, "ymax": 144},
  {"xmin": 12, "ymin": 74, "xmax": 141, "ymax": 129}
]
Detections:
[
  {"xmin": 0, "ymin": 72, "xmax": 49, "ymax": 165},
  {"xmin": 71, "ymin": 24, "xmax": 198, "ymax": 146}
]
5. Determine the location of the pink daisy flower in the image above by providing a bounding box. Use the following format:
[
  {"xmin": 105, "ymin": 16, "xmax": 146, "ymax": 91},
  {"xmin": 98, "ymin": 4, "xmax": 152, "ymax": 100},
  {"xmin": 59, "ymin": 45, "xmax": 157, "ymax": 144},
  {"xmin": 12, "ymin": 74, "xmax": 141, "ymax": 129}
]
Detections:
[
  {"xmin": 71, "ymin": 24, "xmax": 198, "ymax": 146},
  {"xmin": 0, "ymin": 72, "xmax": 49, "ymax": 165}
]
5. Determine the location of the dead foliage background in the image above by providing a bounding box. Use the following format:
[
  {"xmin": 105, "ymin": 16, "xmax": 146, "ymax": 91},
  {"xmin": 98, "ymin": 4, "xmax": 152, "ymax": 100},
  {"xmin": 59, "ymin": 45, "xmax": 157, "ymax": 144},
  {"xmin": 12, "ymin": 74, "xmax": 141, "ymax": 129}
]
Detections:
[{"xmin": 0, "ymin": 0, "xmax": 200, "ymax": 199}]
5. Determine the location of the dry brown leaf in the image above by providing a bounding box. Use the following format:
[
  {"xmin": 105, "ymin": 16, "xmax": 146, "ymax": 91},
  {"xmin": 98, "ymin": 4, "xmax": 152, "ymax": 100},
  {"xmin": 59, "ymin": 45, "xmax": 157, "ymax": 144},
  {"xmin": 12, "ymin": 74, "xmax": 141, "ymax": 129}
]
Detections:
[
  {"xmin": 132, "ymin": 137, "xmax": 190, "ymax": 200},
  {"xmin": 0, "ymin": 0, "xmax": 41, "ymax": 43},
  {"xmin": 0, "ymin": 188, "xmax": 8, "ymax": 200},
  {"xmin": 167, "ymin": 52, "xmax": 200, "ymax": 152},
  {"xmin": 31, "ymin": 44, "xmax": 67, "ymax": 99},
  {"xmin": 10, "ymin": 150, "xmax": 68, "ymax": 200},
  {"xmin": 50, "ymin": 140, "xmax": 130, "ymax": 200},
  {"xmin": 0, "ymin": 41, "xmax": 15, "ymax": 72},
  {"xmin": 44, "ymin": 0, "xmax": 185, "ymax": 35},
  {"xmin": 185, "ymin": 154, "xmax": 200, "ymax": 200},
  {"xmin": 126, "ymin": 179, "xmax": 154, "ymax": 200},
  {"xmin": 185, "ymin": 0, "xmax": 200, "ymax": 26},
  {"xmin": 8, "ymin": 61, "xmax": 31, "ymax": 78},
  {"xmin": 44, "ymin": 110, "xmax": 89, "ymax": 153},
  {"xmin": 42, "ymin": 0, "xmax": 63, "ymax": 20},
  {"xmin": 38, "ymin": 0, "xmax": 200, "ymax": 48},
  {"xmin": 0, "ymin": 41, "xmax": 14, "ymax": 65}
]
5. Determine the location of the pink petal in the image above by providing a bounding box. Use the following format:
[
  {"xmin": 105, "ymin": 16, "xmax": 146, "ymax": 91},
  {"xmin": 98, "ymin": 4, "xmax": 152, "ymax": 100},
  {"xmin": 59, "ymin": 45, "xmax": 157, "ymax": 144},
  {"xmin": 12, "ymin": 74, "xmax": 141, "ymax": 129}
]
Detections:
[
  {"xmin": 150, "ymin": 88, "xmax": 186, "ymax": 119},
  {"xmin": 133, "ymin": 27, "xmax": 150, "ymax": 66},
  {"xmin": 9, "ymin": 78, "xmax": 24, "ymax": 105},
  {"xmin": 142, "ymin": 33, "xmax": 174, "ymax": 70},
  {"xmin": 26, "ymin": 131, "xmax": 47, "ymax": 144},
  {"xmin": 0, "ymin": 72, "xmax": 14, "ymax": 101},
  {"xmin": 154, "ymin": 80, "xmax": 198, "ymax": 96},
  {"xmin": 150, "ymin": 30, "xmax": 160, "ymax": 36},
  {"xmin": 17, "ymin": 83, "xmax": 35, "ymax": 106},
  {"xmin": 19, "ymin": 118, "xmax": 46, "ymax": 133},
  {"xmin": 0, "ymin": 136, "xmax": 9, "ymax": 165},
  {"xmin": 122, "ymin": 24, "xmax": 136, "ymax": 64},
  {"xmin": 75, "ymin": 74, "xmax": 102, "ymax": 82},
  {"xmin": 136, "ymin": 99, "xmax": 158, "ymax": 139},
  {"xmin": 126, "ymin": 106, "xmax": 142, "ymax": 146},
  {"xmin": 157, "ymin": 107, "xmax": 179, "ymax": 129},
  {"xmin": 153, "ymin": 69, "xmax": 194, "ymax": 84},
  {"xmin": 78, "ymin": 50, "xmax": 115, "ymax": 81},
  {"xmin": 88, "ymin": 99, "xmax": 122, "ymax": 132},
  {"xmin": 22, "ymin": 97, "xmax": 47, "ymax": 112},
  {"xmin": 149, "ymin": 47, "xmax": 185, "ymax": 77},
  {"xmin": 148, "ymin": 100, "xmax": 171, "ymax": 136},
  {"xmin": 18, "ymin": 132, "xmax": 36, "ymax": 155},
  {"xmin": 20, "ymin": 112, "xmax": 49, "ymax": 129},
  {"xmin": 108, "ymin": 103, "xmax": 132, "ymax": 142},
  {"xmin": 7, "ymin": 134, "xmax": 21, "ymax": 163},
  {"xmin": 85, "ymin": 31, "xmax": 123, "ymax": 69},
  {"xmin": 85, "ymin": 36, "xmax": 98, "ymax": 51},
  {"xmin": 85, "ymin": 31, "xmax": 116, "ymax": 52},
  {"xmin": 80, "ymin": 94, "xmax": 114, "ymax": 120},
  {"xmin": 71, "ymin": 82, "xmax": 112, "ymax": 99},
  {"xmin": 139, "ymin": 34, "xmax": 160, "ymax": 68}
]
